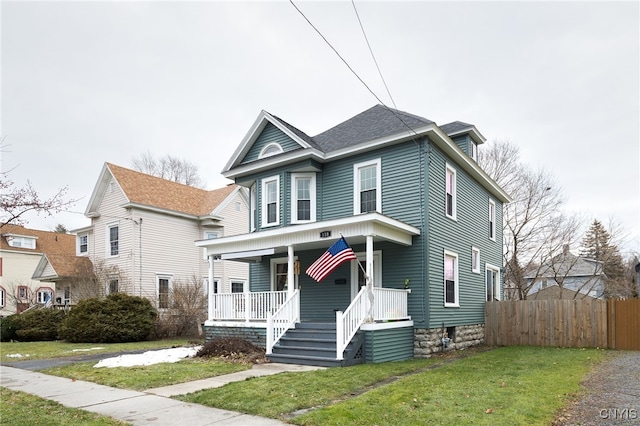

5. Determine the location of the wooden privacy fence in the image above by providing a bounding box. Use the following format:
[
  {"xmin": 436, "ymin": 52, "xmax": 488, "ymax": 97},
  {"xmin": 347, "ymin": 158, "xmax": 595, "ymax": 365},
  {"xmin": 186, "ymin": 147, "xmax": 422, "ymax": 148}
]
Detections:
[{"xmin": 485, "ymin": 299, "xmax": 640, "ymax": 350}]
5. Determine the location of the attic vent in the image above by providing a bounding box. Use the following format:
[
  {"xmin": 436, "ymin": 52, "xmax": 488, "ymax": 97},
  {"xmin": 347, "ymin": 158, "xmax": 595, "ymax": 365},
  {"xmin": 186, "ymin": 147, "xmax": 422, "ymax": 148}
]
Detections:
[{"xmin": 259, "ymin": 143, "xmax": 283, "ymax": 159}]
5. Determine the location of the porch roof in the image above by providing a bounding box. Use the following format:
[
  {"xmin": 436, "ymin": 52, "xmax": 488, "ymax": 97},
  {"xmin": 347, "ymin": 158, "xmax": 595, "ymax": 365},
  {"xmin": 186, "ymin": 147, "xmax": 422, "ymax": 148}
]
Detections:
[{"xmin": 195, "ymin": 212, "xmax": 420, "ymax": 261}]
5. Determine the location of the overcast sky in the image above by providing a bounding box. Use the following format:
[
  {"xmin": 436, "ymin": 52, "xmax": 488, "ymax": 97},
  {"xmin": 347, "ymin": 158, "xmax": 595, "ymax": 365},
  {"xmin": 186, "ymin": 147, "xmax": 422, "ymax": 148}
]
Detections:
[{"xmin": 2, "ymin": 1, "xmax": 638, "ymax": 253}]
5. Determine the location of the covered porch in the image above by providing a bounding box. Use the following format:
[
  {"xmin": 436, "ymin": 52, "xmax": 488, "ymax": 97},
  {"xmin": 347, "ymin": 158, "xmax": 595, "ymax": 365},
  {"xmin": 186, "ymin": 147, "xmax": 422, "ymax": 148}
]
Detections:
[{"xmin": 196, "ymin": 212, "xmax": 420, "ymax": 365}]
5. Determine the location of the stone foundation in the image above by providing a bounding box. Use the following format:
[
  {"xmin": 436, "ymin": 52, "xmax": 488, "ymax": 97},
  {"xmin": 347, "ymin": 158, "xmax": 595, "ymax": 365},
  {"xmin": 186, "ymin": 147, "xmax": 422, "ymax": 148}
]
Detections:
[
  {"xmin": 204, "ymin": 324, "xmax": 266, "ymax": 348},
  {"xmin": 414, "ymin": 323, "xmax": 485, "ymax": 357}
]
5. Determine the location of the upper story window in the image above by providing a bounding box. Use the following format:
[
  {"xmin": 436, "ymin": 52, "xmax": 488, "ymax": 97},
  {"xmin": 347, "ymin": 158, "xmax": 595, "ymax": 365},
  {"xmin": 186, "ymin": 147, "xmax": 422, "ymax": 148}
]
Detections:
[
  {"xmin": 107, "ymin": 223, "xmax": 119, "ymax": 256},
  {"xmin": 291, "ymin": 173, "xmax": 316, "ymax": 224},
  {"xmin": 5, "ymin": 235, "xmax": 36, "ymax": 249},
  {"xmin": 444, "ymin": 250, "xmax": 459, "ymax": 307},
  {"xmin": 78, "ymin": 234, "xmax": 88, "ymax": 255},
  {"xmin": 445, "ymin": 164, "xmax": 457, "ymax": 220},
  {"xmin": 262, "ymin": 176, "xmax": 280, "ymax": 227},
  {"xmin": 353, "ymin": 159, "xmax": 381, "ymax": 214},
  {"xmin": 259, "ymin": 143, "xmax": 283, "ymax": 159},
  {"xmin": 488, "ymin": 198, "xmax": 496, "ymax": 241},
  {"xmin": 471, "ymin": 141, "xmax": 478, "ymax": 161}
]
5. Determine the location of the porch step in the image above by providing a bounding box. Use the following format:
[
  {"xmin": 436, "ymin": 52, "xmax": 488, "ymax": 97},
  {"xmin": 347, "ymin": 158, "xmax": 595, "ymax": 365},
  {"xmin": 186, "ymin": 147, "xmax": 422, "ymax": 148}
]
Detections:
[{"xmin": 267, "ymin": 322, "xmax": 364, "ymax": 367}]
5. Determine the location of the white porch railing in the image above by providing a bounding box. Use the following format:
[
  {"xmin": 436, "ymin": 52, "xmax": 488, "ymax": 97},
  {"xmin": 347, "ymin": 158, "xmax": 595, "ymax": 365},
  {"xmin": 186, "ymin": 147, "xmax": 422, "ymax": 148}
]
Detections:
[
  {"xmin": 336, "ymin": 287, "xmax": 369, "ymax": 360},
  {"xmin": 211, "ymin": 291, "xmax": 287, "ymax": 321},
  {"xmin": 373, "ymin": 287, "xmax": 411, "ymax": 321},
  {"xmin": 266, "ymin": 289, "xmax": 300, "ymax": 355}
]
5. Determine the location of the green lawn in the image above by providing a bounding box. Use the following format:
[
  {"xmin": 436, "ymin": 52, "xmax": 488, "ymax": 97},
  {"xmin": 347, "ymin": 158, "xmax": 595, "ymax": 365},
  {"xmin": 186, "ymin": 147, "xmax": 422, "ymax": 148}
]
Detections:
[{"xmin": 178, "ymin": 346, "xmax": 608, "ymax": 425}]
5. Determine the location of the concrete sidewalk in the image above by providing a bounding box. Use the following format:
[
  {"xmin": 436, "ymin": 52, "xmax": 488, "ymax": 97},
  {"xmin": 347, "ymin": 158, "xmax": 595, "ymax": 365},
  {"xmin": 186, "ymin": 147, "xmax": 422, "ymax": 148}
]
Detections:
[{"xmin": 1, "ymin": 362, "xmax": 324, "ymax": 425}]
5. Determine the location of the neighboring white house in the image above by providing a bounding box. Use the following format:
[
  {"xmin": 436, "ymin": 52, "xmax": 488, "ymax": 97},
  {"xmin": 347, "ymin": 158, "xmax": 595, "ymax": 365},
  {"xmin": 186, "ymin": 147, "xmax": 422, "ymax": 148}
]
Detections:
[
  {"xmin": 64, "ymin": 162, "xmax": 249, "ymax": 309},
  {"xmin": 1, "ymin": 225, "xmax": 88, "ymax": 316},
  {"xmin": 526, "ymin": 247, "xmax": 606, "ymax": 300}
]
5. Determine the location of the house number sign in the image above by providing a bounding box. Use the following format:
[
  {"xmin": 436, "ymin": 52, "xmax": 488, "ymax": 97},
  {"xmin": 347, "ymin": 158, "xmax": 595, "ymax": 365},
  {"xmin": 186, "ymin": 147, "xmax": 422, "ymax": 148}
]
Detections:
[{"xmin": 320, "ymin": 230, "xmax": 332, "ymax": 238}]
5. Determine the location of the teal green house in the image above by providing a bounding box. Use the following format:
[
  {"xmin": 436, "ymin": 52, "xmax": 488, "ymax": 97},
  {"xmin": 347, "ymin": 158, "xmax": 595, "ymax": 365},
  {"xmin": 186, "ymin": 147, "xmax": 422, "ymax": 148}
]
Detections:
[{"xmin": 197, "ymin": 105, "xmax": 510, "ymax": 366}]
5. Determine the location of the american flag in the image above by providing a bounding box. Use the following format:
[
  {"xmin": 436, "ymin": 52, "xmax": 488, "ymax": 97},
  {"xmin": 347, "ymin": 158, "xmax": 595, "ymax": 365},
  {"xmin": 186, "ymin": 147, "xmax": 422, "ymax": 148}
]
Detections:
[{"xmin": 306, "ymin": 237, "xmax": 357, "ymax": 282}]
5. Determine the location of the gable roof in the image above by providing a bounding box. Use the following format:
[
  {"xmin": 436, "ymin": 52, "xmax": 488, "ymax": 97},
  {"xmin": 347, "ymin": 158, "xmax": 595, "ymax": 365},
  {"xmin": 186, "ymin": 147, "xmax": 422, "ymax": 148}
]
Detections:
[
  {"xmin": 32, "ymin": 254, "xmax": 94, "ymax": 281},
  {"xmin": 85, "ymin": 163, "xmax": 240, "ymax": 218},
  {"xmin": 440, "ymin": 121, "xmax": 486, "ymax": 145},
  {"xmin": 1, "ymin": 224, "xmax": 75, "ymax": 256},
  {"xmin": 526, "ymin": 250, "xmax": 605, "ymax": 279}
]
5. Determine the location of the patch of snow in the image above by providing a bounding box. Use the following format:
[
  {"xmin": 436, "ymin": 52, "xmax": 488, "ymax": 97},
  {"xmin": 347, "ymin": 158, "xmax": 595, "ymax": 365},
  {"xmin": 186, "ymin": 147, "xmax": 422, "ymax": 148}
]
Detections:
[
  {"xmin": 70, "ymin": 347, "xmax": 105, "ymax": 353},
  {"xmin": 6, "ymin": 353, "xmax": 30, "ymax": 358},
  {"xmin": 93, "ymin": 346, "xmax": 202, "ymax": 368}
]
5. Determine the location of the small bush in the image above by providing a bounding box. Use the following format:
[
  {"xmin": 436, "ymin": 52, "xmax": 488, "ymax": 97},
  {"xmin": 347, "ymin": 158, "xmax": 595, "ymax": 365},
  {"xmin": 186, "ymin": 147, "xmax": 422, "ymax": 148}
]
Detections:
[
  {"xmin": 59, "ymin": 293, "xmax": 157, "ymax": 343},
  {"xmin": 10, "ymin": 309, "xmax": 66, "ymax": 341},
  {"xmin": 195, "ymin": 337, "xmax": 266, "ymax": 363},
  {"xmin": 0, "ymin": 315, "xmax": 19, "ymax": 342}
]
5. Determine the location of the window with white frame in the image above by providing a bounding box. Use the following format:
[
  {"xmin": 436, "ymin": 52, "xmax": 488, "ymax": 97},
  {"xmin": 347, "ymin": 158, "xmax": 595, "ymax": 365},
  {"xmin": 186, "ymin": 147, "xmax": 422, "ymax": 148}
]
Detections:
[
  {"xmin": 445, "ymin": 164, "xmax": 457, "ymax": 220},
  {"xmin": 78, "ymin": 234, "xmax": 88, "ymax": 254},
  {"xmin": 107, "ymin": 223, "xmax": 119, "ymax": 256},
  {"xmin": 6, "ymin": 235, "xmax": 36, "ymax": 249},
  {"xmin": 203, "ymin": 231, "xmax": 219, "ymax": 259},
  {"xmin": 444, "ymin": 250, "xmax": 459, "ymax": 307},
  {"xmin": 36, "ymin": 288, "xmax": 53, "ymax": 304},
  {"xmin": 231, "ymin": 280, "xmax": 245, "ymax": 293},
  {"xmin": 471, "ymin": 141, "xmax": 478, "ymax": 161},
  {"xmin": 262, "ymin": 176, "xmax": 280, "ymax": 227},
  {"xmin": 157, "ymin": 276, "xmax": 171, "ymax": 309},
  {"xmin": 486, "ymin": 265, "xmax": 500, "ymax": 301},
  {"xmin": 259, "ymin": 142, "xmax": 283, "ymax": 158},
  {"xmin": 291, "ymin": 173, "xmax": 316, "ymax": 223},
  {"xmin": 0, "ymin": 287, "xmax": 5, "ymax": 307},
  {"xmin": 18, "ymin": 286, "xmax": 28, "ymax": 300},
  {"xmin": 472, "ymin": 247, "xmax": 480, "ymax": 274},
  {"xmin": 270, "ymin": 258, "xmax": 298, "ymax": 292},
  {"xmin": 250, "ymin": 183, "xmax": 257, "ymax": 231},
  {"xmin": 353, "ymin": 159, "xmax": 381, "ymax": 214},
  {"xmin": 488, "ymin": 199, "xmax": 496, "ymax": 241},
  {"xmin": 63, "ymin": 287, "xmax": 70, "ymax": 305},
  {"xmin": 203, "ymin": 278, "xmax": 219, "ymax": 296}
]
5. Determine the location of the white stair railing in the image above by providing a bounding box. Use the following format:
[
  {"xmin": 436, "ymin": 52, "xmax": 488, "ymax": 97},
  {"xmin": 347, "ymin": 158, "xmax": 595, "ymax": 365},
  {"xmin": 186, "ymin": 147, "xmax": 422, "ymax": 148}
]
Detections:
[
  {"xmin": 266, "ymin": 289, "xmax": 300, "ymax": 355},
  {"xmin": 335, "ymin": 286, "xmax": 369, "ymax": 360}
]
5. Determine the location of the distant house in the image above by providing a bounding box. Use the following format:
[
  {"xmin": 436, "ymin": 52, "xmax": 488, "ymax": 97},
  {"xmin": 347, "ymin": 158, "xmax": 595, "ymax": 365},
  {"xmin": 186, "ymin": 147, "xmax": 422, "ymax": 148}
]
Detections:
[
  {"xmin": 197, "ymin": 105, "xmax": 510, "ymax": 366},
  {"xmin": 45, "ymin": 163, "xmax": 250, "ymax": 310},
  {"xmin": 0, "ymin": 225, "xmax": 88, "ymax": 315},
  {"xmin": 526, "ymin": 247, "xmax": 606, "ymax": 300}
]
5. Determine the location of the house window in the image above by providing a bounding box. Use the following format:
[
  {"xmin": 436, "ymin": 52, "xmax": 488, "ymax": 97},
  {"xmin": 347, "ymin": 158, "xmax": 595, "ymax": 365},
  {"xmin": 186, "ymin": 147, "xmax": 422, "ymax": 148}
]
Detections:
[
  {"xmin": 203, "ymin": 231, "xmax": 219, "ymax": 259},
  {"xmin": 108, "ymin": 279, "xmax": 119, "ymax": 295},
  {"xmin": 107, "ymin": 224, "xmax": 119, "ymax": 256},
  {"xmin": 203, "ymin": 278, "xmax": 219, "ymax": 296},
  {"xmin": 259, "ymin": 142, "xmax": 283, "ymax": 158},
  {"xmin": 157, "ymin": 277, "xmax": 171, "ymax": 309},
  {"xmin": 471, "ymin": 141, "xmax": 478, "ymax": 161},
  {"xmin": 472, "ymin": 247, "xmax": 480, "ymax": 274},
  {"xmin": 270, "ymin": 258, "xmax": 298, "ymax": 292},
  {"xmin": 353, "ymin": 159, "xmax": 381, "ymax": 214},
  {"xmin": 231, "ymin": 280, "xmax": 245, "ymax": 293},
  {"xmin": 78, "ymin": 234, "xmax": 88, "ymax": 254},
  {"xmin": 18, "ymin": 286, "xmax": 28, "ymax": 300},
  {"xmin": 489, "ymin": 199, "xmax": 496, "ymax": 241},
  {"xmin": 445, "ymin": 164, "xmax": 457, "ymax": 220},
  {"xmin": 63, "ymin": 287, "xmax": 71, "ymax": 305},
  {"xmin": 250, "ymin": 183, "xmax": 257, "ymax": 232},
  {"xmin": 0, "ymin": 287, "xmax": 5, "ymax": 307},
  {"xmin": 262, "ymin": 176, "xmax": 280, "ymax": 227},
  {"xmin": 36, "ymin": 288, "xmax": 53, "ymax": 304},
  {"xmin": 6, "ymin": 236, "xmax": 36, "ymax": 249},
  {"xmin": 444, "ymin": 251, "xmax": 459, "ymax": 307},
  {"xmin": 291, "ymin": 173, "xmax": 316, "ymax": 223},
  {"xmin": 486, "ymin": 265, "xmax": 500, "ymax": 301}
]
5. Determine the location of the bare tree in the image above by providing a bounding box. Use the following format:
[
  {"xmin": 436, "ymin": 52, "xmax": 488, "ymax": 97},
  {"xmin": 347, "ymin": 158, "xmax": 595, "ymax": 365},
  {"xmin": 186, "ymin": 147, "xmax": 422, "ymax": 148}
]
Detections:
[
  {"xmin": 479, "ymin": 140, "xmax": 581, "ymax": 300},
  {"xmin": 68, "ymin": 259, "xmax": 131, "ymax": 302},
  {"xmin": 131, "ymin": 151, "xmax": 205, "ymax": 188},
  {"xmin": 1, "ymin": 137, "xmax": 77, "ymax": 228},
  {"xmin": 155, "ymin": 275, "xmax": 206, "ymax": 338}
]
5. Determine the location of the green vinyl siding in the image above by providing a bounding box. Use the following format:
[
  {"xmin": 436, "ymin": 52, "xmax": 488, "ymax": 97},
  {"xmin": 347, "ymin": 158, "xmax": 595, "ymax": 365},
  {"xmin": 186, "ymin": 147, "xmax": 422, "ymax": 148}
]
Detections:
[
  {"xmin": 241, "ymin": 123, "xmax": 302, "ymax": 164},
  {"xmin": 363, "ymin": 326, "xmax": 414, "ymax": 363}
]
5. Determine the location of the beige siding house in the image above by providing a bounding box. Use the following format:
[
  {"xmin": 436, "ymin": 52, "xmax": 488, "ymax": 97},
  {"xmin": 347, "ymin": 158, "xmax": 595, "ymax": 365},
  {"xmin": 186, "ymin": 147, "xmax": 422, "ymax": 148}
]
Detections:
[
  {"xmin": 73, "ymin": 163, "xmax": 249, "ymax": 308},
  {"xmin": 1, "ymin": 225, "xmax": 88, "ymax": 315}
]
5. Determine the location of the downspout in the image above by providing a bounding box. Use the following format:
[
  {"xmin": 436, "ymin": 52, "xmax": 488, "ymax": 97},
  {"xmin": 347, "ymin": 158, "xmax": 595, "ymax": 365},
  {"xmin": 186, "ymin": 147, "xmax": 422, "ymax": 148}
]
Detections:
[{"xmin": 207, "ymin": 254, "xmax": 215, "ymax": 321}]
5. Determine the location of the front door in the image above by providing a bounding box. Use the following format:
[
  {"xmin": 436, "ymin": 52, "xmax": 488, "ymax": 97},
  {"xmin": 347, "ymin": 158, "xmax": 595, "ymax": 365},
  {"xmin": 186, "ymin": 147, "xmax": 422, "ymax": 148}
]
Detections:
[{"xmin": 350, "ymin": 251, "xmax": 382, "ymax": 299}]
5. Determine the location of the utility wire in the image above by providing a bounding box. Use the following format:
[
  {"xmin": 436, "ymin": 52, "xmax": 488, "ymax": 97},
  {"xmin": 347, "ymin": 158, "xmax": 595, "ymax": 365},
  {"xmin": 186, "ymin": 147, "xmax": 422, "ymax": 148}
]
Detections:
[{"xmin": 351, "ymin": 0, "xmax": 397, "ymax": 109}]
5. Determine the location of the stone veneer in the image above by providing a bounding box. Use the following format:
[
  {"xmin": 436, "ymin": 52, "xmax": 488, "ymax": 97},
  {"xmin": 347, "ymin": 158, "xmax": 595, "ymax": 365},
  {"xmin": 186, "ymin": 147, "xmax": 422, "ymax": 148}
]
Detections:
[{"xmin": 414, "ymin": 323, "xmax": 485, "ymax": 357}]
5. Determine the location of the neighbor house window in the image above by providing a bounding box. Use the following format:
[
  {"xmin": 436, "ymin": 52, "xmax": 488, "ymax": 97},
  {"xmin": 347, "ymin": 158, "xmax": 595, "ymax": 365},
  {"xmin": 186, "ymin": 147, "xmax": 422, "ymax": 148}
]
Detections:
[
  {"xmin": 489, "ymin": 199, "xmax": 496, "ymax": 241},
  {"xmin": 107, "ymin": 223, "xmax": 119, "ymax": 256},
  {"xmin": 203, "ymin": 278, "xmax": 219, "ymax": 296},
  {"xmin": 108, "ymin": 279, "xmax": 119, "ymax": 295},
  {"xmin": 63, "ymin": 287, "xmax": 71, "ymax": 305},
  {"xmin": 36, "ymin": 288, "xmax": 53, "ymax": 304},
  {"xmin": 354, "ymin": 159, "xmax": 381, "ymax": 214},
  {"xmin": 0, "ymin": 287, "xmax": 5, "ymax": 307},
  {"xmin": 157, "ymin": 277, "xmax": 171, "ymax": 309},
  {"xmin": 231, "ymin": 280, "xmax": 245, "ymax": 293},
  {"xmin": 78, "ymin": 234, "xmax": 88, "ymax": 254},
  {"xmin": 291, "ymin": 173, "xmax": 316, "ymax": 223},
  {"xmin": 444, "ymin": 251, "xmax": 459, "ymax": 307},
  {"xmin": 262, "ymin": 176, "xmax": 280, "ymax": 227},
  {"xmin": 445, "ymin": 164, "xmax": 457, "ymax": 220},
  {"xmin": 486, "ymin": 265, "xmax": 500, "ymax": 301},
  {"xmin": 472, "ymin": 247, "xmax": 480, "ymax": 274},
  {"xmin": 18, "ymin": 286, "xmax": 28, "ymax": 300},
  {"xmin": 6, "ymin": 235, "xmax": 36, "ymax": 249},
  {"xmin": 203, "ymin": 231, "xmax": 219, "ymax": 260}
]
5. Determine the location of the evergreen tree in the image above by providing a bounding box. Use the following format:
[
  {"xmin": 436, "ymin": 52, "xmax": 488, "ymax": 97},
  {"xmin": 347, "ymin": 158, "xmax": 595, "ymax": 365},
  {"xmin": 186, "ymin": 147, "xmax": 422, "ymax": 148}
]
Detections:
[{"xmin": 580, "ymin": 219, "xmax": 625, "ymax": 280}]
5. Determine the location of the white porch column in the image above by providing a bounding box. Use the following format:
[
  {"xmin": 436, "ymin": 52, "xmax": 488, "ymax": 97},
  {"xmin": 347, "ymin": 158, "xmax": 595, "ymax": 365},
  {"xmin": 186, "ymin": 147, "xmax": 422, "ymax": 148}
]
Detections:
[
  {"xmin": 287, "ymin": 245, "xmax": 295, "ymax": 299},
  {"xmin": 207, "ymin": 254, "xmax": 215, "ymax": 321},
  {"xmin": 366, "ymin": 235, "xmax": 374, "ymax": 322}
]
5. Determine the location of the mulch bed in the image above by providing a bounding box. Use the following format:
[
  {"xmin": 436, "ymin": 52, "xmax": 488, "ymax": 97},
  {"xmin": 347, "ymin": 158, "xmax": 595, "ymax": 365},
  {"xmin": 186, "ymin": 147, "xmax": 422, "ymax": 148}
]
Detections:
[{"xmin": 195, "ymin": 337, "xmax": 268, "ymax": 364}]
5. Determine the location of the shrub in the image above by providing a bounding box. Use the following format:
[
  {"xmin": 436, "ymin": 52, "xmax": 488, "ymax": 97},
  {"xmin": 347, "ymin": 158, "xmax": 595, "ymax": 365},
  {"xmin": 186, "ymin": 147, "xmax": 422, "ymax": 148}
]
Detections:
[
  {"xmin": 154, "ymin": 277, "xmax": 206, "ymax": 339},
  {"xmin": 0, "ymin": 315, "xmax": 19, "ymax": 342},
  {"xmin": 9, "ymin": 309, "xmax": 66, "ymax": 341},
  {"xmin": 59, "ymin": 293, "xmax": 157, "ymax": 343}
]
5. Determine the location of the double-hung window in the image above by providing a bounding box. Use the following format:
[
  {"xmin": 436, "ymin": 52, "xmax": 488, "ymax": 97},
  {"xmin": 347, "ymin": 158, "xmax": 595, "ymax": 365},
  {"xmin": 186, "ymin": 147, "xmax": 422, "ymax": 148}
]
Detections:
[
  {"xmin": 262, "ymin": 176, "xmax": 280, "ymax": 227},
  {"xmin": 486, "ymin": 265, "xmax": 500, "ymax": 301},
  {"xmin": 78, "ymin": 234, "xmax": 88, "ymax": 254},
  {"xmin": 354, "ymin": 159, "xmax": 381, "ymax": 214},
  {"xmin": 157, "ymin": 276, "xmax": 171, "ymax": 309},
  {"xmin": 444, "ymin": 250, "xmax": 459, "ymax": 307},
  {"xmin": 445, "ymin": 164, "xmax": 457, "ymax": 220},
  {"xmin": 107, "ymin": 224, "xmax": 119, "ymax": 256},
  {"xmin": 488, "ymin": 199, "xmax": 496, "ymax": 241},
  {"xmin": 291, "ymin": 173, "xmax": 316, "ymax": 223}
]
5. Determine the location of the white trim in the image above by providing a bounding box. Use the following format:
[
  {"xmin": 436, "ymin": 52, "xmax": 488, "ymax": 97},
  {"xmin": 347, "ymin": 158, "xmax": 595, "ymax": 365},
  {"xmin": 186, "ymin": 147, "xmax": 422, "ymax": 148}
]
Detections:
[
  {"xmin": 360, "ymin": 320, "xmax": 414, "ymax": 331},
  {"xmin": 259, "ymin": 142, "xmax": 284, "ymax": 159},
  {"xmin": 443, "ymin": 250, "xmax": 459, "ymax": 307},
  {"xmin": 489, "ymin": 198, "xmax": 496, "ymax": 242},
  {"xmin": 291, "ymin": 173, "xmax": 317, "ymax": 224},
  {"xmin": 486, "ymin": 264, "xmax": 501, "ymax": 301},
  {"xmin": 230, "ymin": 279, "xmax": 247, "ymax": 293},
  {"xmin": 250, "ymin": 183, "xmax": 257, "ymax": 232},
  {"xmin": 471, "ymin": 246, "xmax": 480, "ymax": 274},
  {"xmin": 445, "ymin": 163, "xmax": 457, "ymax": 221},
  {"xmin": 270, "ymin": 257, "xmax": 299, "ymax": 292},
  {"xmin": 353, "ymin": 158, "xmax": 382, "ymax": 215},
  {"xmin": 261, "ymin": 175, "xmax": 280, "ymax": 228}
]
